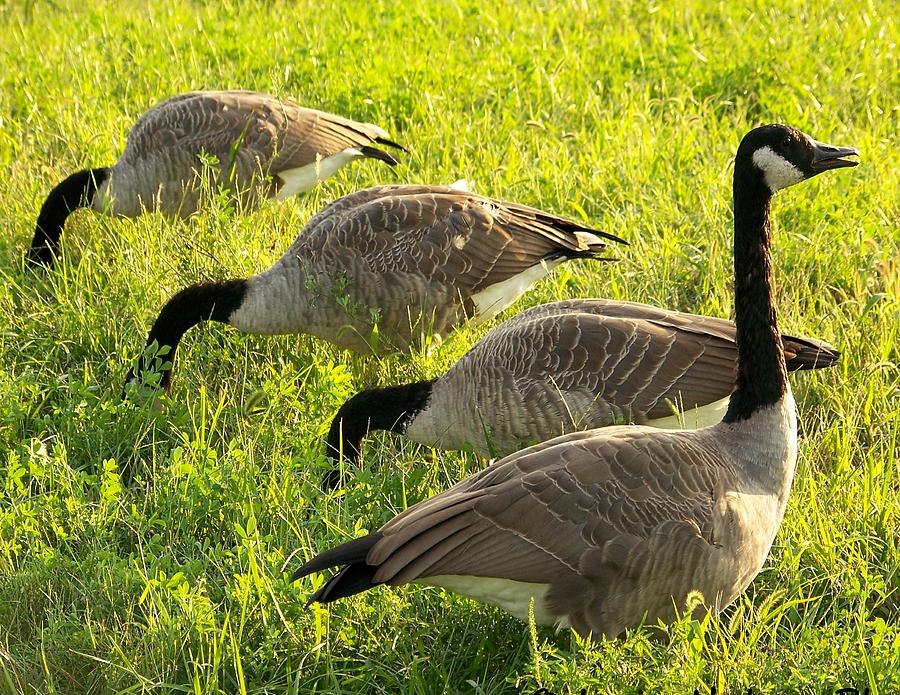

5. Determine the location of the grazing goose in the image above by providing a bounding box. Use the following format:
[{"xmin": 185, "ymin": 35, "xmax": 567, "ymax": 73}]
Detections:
[
  {"xmin": 325, "ymin": 298, "xmax": 839, "ymax": 477},
  {"xmin": 27, "ymin": 90, "xmax": 405, "ymax": 267},
  {"xmin": 292, "ymin": 125, "xmax": 858, "ymax": 640},
  {"xmin": 123, "ymin": 184, "xmax": 624, "ymax": 394}
]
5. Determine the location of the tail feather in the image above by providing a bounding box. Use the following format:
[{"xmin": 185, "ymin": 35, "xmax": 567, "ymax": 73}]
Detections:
[
  {"xmin": 359, "ymin": 145, "xmax": 400, "ymax": 166},
  {"xmin": 782, "ymin": 334, "xmax": 840, "ymax": 371},
  {"xmin": 575, "ymin": 229, "xmax": 628, "ymax": 251},
  {"xmin": 309, "ymin": 562, "xmax": 380, "ymax": 604},
  {"xmin": 504, "ymin": 201, "xmax": 628, "ymax": 247},
  {"xmin": 551, "ymin": 249, "xmax": 619, "ymax": 263},
  {"xmin": 375, "ymin": 136, "xmax": 409, "ymax": 153},
  {"xmin": 556, "ymin": 230, "xmax": 624, "ymax": 261},
  {"xmin": 291, "ymin": 532, "xmax": 383, "ymax": 583}
]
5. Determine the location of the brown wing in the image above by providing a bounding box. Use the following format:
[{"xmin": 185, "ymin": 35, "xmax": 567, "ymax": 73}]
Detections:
[
  {"xmin": 368, "ymin": 428, "xmax": 722, "ymax": 584},
  {"xmin": 293, "ymin": 185, "xmax": 620, "ymax": 296},
  {"xmin": 463, "ymin": 308, "xmax": 735, "ymax": 421},
  {"xmin": 267, "ymin": 104, "xmax": 398, "ymax": 173},
  {"xmin": 490, "ymin": 298, "xmax": 836, "ymax": 374},
  {"xmin": 506, "ymin": 299, "xmax": 743, "ymax": 341},
  {"xmin": 120, "ymin": 90, "xmax": 395, "ymax": 177}
]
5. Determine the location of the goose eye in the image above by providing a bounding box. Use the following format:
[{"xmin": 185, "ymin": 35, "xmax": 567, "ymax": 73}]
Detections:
[{"xmin": 780, "ymin": 136, "xmax": 792, "ymax": 148}]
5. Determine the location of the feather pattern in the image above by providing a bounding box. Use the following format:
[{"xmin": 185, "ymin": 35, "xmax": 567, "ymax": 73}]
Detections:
[
  {"xmin": 402, "ymin": 298, "xmax": 836, "ymax": 454},
  {"xmin": 228, "ymin": 185, "xmax": 623, "ymax": 352},
  {"xmin": 95, "ymin": 90, "xmax": 402, "ymax": 217},
  {"xmin": 297, "ymin": 400, "xmax": 798, "ymax": 639}
]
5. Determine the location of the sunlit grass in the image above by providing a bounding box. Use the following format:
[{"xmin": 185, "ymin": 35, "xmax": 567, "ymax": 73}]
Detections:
[{"xmin": 0, "ymin": 0, "xmax": 897, "ymax": 692}]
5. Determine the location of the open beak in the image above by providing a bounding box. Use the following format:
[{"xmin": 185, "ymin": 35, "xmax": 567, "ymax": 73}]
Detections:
[{"xmin": 810, "ymin": 140, "xmax": 860, "ymax": 172}]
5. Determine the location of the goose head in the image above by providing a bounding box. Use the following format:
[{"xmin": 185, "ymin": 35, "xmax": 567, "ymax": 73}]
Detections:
[{"xmin": 736, "ymin": 124, "xmax": 859, "ymax": 193}]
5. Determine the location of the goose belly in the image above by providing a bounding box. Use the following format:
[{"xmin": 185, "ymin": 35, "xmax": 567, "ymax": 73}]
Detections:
[
  {"xmin": 229, "ymin": 265, "xmax": 468, "ymax": 353},
  {"xmin": 275, "ymin": 149, "xmax": 363, "ymax": 199},
  {"xmin": 418, "ymin": 575, "xmax": 564, "ymax": 627},
  {"xmin": 469, "ymin": 259, "xmax": 564, "ymax": 322},
  {"xmin": 647, "ymin": 396, "xmax": 731, "ymax": 430}
]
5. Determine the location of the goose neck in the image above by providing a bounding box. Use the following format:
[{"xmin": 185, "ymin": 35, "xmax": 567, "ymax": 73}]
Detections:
[
  {"xmin": 723, "ymin": 167, "xmax": 788, "ymax": 423},
  {"xmin": 127, "ymin": 279, "xmax": 247, "ymax": 392},
  {"xmin": 326, "ymin": 380, "xmax": 435, "ymax": 466},
  {"xmin": 28, "ymin": 167, "xmax": 109, "ymax": 266}
]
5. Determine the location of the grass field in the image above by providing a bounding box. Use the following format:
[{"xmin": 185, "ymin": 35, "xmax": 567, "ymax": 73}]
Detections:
[{"xmin": 0, "ymin": 0, "xmax": 898, "ymax": 692}]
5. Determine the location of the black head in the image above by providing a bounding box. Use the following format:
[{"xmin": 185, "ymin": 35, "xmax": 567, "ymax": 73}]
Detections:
[
  {"xmin": 736, "ymin": 124, "xmax": 859, "ymax": 193},
  {"xmin": 322, "ymin": 379, "xmax": 434, "ymax": 489}
]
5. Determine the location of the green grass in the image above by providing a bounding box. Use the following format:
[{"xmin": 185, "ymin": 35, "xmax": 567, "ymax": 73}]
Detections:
[{"xmin": 0, "ymin": 0, "xmax": 897, "ymax": 692}]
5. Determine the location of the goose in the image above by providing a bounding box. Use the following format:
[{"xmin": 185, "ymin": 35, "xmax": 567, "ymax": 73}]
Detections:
[
  {"xmin": 27, "ymin": 90, "xmax": 405, "ymax": 267},
  {"xmin": 291, "ymin": 125, "xmax": 859, "ymax": 640},
  {"xmin": 325, "ymin": 298, "xmax": 839, "ymax": 481},
  {"xmin": 123, "ymin": 184, "xmax": 625, "ymax": 394}
]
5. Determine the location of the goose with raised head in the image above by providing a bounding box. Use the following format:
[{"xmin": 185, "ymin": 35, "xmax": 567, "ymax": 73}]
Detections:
[
  {"xmin": 27, "ymin": 90, "xmax": 405, "ymax": 267},
  {"xmin": 325, "ymin": 298, "xmax": 839, "ymax": 481},
  {"xmin": 123, "ymin": 184, "xmax": 624, "ymax": 394},
  {"xmin": 292, "ymin": 125, "xmax": 858, "ymax": 639}
]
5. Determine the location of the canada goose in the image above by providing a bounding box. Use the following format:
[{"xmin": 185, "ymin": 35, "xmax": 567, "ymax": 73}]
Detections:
[
  {"xmin": 27, "ymin": 90, "xmax": 405, "ymax": 267},
  {"xmin": 123, "ymin": 184, "xmax": 625, "ymax": 394},
  {"xmin": 292, "ymin": 125, "xmax": 859, "ymax": 640},
  {"xmin": 325, "ymin": 298, "xmax": 839, "ymax": 479}
]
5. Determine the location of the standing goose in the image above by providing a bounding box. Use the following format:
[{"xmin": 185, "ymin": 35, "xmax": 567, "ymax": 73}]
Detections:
[
  {"xmin": 292, "ymin": 125, "xmax": 858, "ymax": 639},
  {"xmin": 123, "ymin": 184, "xmax": 624, "ymax": 394},
  {"xmin": 325, "ymin": 298, "xmax": 839, "ymax": 478},
  {"xmin": 27, "ymin": 90, "xmax": 405, "ymax": 267}
]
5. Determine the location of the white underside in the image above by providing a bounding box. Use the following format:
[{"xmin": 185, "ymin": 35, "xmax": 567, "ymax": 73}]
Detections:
[
  {"xmin": 647, "ymin": 395, "xmax": 731, "ymax": 430},
  {"xmin": 418, "ymin": 575, "xmax": 566, "ymax": 628},
  {"xmin": 574, "ymin": 230, "xmax": 604, "ymax": 247},
  {"xmin": 366, "ymin": 123, "xmax": 390, "ymax": 140},
  {"xmin": 275, "ymin": 148, "xmax": 363, "ymax": 199},
  {"xmin": 448, "ymin": 179, "xmax": 471, "ymax": 191},
  {"xmin": 470, "ymin": 258, "xmax": 564, "ymax": 322}
]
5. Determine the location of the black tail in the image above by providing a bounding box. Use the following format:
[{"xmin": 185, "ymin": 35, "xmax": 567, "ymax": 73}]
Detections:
[
  {"xmin": 291, "ymin": 531, "xmax": 384, "ymax": 603},
  {"xmin": 311, "ymin": 563, "xmax": 379, "ymax": 603},
  {"xmin": 781, "ymin": 334, "xmax": 840, "ymax": 371},
  {"xmin": 27, "ymin": 167, "xmax": 109, "ymax": 268},
  {"xmin": 557, "ymin": 250, "xmax": 621, "ymax": 262},
  {"xmin": 359, "ymin": 145, "xmax": 401, "ymax": 166},
  {"xmin": 375, "ymin": 136, "xmax": 408, "ymax": 153}
]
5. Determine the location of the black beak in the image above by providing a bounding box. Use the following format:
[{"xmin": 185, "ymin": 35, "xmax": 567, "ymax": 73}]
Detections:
[
  {"xmin": 810, "ymin": 140, "xmax": 860, "ymax": 172},
  {"xmin": 599, "ymin": 230, "xmax": 629, "ymax": 246}
]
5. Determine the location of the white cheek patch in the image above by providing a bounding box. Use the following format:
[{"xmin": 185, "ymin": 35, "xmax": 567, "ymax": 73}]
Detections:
[{"xmin": 752, "ymin": 146, "xmax": 805, "ymax": 192}]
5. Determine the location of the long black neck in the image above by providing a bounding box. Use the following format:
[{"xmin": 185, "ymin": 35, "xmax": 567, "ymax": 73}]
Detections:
[
  {"xmin": 27, "ymin": 167, "xmax": 109, "ymax": 267},
  {"xmin": 324, "ymin": 380, "xmax": 435, "ymax": 487},
  {"xmin": 123, "ymin": 279, "xmax": 248, "ymax": 395},
  {"xmin": 723, "ymin": 168, "xmax": 788, "ymax": 423}
]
